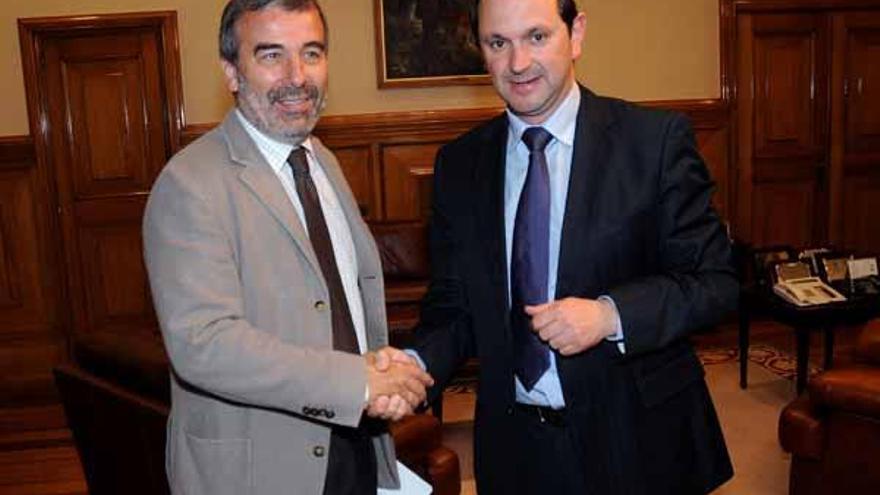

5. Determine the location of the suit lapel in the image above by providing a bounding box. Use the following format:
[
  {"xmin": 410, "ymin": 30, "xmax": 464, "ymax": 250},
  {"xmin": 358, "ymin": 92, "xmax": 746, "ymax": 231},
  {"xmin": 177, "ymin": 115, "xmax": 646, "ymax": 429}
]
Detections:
[
  {"xmin": 555, "ymin": 86, "xmax": 616, "ymax": 407},
  {"xmin": 221, "ymin": 113, "xmax": 323, "ymax": 279},
  {"xmin": 556, "ymin": 87, "xmax": 615, "ymax": 299},
  {"xmin": 474, "ymin": 115, "xmax": 513, "ymax": 323}
]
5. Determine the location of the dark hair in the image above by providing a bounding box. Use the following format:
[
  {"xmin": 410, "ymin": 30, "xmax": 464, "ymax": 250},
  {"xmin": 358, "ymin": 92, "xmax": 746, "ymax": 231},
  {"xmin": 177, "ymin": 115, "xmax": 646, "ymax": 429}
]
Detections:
[
  {"xmin": 471, "ymin": 0, "xmax": 578, "ymax": 42},
  {"xmin": 219, "ymin": 0, "xmax": 328, "ymax": 64}
]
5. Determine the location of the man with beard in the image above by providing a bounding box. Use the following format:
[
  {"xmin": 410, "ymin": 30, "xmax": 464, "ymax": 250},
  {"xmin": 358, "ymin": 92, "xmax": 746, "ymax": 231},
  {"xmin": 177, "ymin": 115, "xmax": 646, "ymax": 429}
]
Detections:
[
  {"xmin": 143, "ymin": 1, "xmax": 433, "ymax": 494},
  {"xmin": 388, "ymin": 0, "xmax": 737, "ymax": 493}
]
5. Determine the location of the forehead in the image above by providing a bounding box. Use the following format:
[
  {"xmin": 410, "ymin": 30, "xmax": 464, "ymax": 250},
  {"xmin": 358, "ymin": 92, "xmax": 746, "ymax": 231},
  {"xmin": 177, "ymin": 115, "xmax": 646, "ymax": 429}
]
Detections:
[
  {"xmin": 479, "ymin": 0, "xmax": 562, "ymax": 35},
  {"xmin": 234, "ymin": 6, "xmax": 325, "ymax": 50}
]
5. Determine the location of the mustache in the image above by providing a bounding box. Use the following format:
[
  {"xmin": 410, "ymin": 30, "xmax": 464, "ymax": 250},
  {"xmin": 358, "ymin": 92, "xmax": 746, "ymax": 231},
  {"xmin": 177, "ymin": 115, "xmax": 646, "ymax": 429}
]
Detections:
[{"xmin": 268, "ymin": 84, "xmax": 319, "ymax": 104}]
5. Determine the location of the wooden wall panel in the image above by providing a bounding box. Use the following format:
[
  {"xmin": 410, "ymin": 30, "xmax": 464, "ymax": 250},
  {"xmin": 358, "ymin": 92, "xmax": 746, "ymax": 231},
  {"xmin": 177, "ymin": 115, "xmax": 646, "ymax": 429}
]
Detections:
[
  {"xmin": 841, "ymin": 173, "xmax": 880, "ymax": 253},
  {"xmin": 752, "ymin": 17, "xmax": 822, "ymax": 158},
  {"xmin": 66, "ymin": 55, "xmax": 153, "ymax": 197},
  {"xmin": 752, "ymin": 182, "xmax": 816, "ymax": 247},
  {"xmin": 74, "ymin": 197, "xmax": 154, "ymax": 336},
  {"xmin": 333, "ymin": 146, "xmax": 377, "ymax": 218},
  {"xmin": 830, "ymin": 10, "xmax": 880, "ymax": 253},
  {"xmin": 0, "ymin": 137, "xmax": 67, "ymax": 442},
  {"xmin": 845, "ymin": 19, "xmax": 880, "ymax": 153},
  {"xmin": 381, "ymin": 143, "xmax": 442, "ymax": 221},
  {"xmin": 0, "ymin": 138, "xmax": 58, "ymax": 336}
]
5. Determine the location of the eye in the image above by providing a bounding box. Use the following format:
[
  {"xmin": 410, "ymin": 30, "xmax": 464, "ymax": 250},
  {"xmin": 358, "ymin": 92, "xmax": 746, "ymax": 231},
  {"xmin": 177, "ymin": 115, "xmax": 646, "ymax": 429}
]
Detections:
[
  {"xmin": 258, "ymin": 50, "xmax": 282, "ymax": 63},
  {"xmin": 530, "ymin": 31, "xmax": 547, "ymax": 44},
  {"xmin": 302, "ymin": 48, "xmax": 325, "ymax": 63},
  {"xmin": 487, "ymin": 38, "xmax": 507, "ymax": 51}
]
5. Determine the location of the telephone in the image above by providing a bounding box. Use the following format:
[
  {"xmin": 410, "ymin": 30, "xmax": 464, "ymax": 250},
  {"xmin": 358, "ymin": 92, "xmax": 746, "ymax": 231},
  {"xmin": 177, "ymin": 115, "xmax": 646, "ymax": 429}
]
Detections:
[
  {"xmin": 771, "ymin": 260, "xmax": 847, "ymax": 306},
  {"xmin": 847, "ymin": 257, "xmax": 880, "ymax": 296}
]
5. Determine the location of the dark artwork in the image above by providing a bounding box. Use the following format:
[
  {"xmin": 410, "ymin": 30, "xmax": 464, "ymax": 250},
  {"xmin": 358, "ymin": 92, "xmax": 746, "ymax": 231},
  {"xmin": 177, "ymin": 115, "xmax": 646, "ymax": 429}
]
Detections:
[{"xmin": 381, "ymin": 0, "xmax": 485, "ymax": 79}]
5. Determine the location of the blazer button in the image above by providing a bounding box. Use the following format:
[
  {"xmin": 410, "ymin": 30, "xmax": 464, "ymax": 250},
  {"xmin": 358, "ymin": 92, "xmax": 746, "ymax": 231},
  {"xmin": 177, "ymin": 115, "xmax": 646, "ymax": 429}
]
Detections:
[
  {"xmin": 506, "ymin": 406, "xmax": 514, "ymax": 416},
  {"xmin": 313, "ymin": 445, "xmax": 325, "ymax": 457},
  {"xmin": 314, "ymin": 301, "xmax": 327, "ymax": 312}
]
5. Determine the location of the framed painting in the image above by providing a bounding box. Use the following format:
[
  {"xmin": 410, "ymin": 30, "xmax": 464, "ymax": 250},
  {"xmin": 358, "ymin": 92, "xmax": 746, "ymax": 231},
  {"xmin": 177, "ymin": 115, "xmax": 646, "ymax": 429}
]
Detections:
[{"xmin": 374, "ymin": 0, "xmax": 490, "ymax": 88}]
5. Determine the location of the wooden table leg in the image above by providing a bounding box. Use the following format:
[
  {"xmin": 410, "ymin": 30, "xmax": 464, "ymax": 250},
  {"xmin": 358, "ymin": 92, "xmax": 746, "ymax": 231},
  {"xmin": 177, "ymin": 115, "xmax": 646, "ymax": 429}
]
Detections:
[
  {"xmin": 739, "ymin": 297, "xmax": 750, "ymax": 389},
  {"xmin": 796, "ymin": 328, "xmax": 810, "ymax": 395},
  {"xmin": 823, "ymin": 327, "xmax": 835, "ymax": 371}
]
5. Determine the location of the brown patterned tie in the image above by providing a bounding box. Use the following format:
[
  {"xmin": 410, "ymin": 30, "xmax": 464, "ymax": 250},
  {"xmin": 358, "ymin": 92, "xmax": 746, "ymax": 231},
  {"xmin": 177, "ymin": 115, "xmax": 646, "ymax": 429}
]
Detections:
[{"xmin": 288, "ymin": 147, "xmax": 360, "ymax": 354}]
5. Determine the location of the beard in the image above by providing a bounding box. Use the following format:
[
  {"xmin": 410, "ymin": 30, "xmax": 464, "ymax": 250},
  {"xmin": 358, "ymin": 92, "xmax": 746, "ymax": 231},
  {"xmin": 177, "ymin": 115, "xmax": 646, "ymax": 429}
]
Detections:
[{"xmin": 235, "ymin": 75, "xmax": 326, "ymax": 145}]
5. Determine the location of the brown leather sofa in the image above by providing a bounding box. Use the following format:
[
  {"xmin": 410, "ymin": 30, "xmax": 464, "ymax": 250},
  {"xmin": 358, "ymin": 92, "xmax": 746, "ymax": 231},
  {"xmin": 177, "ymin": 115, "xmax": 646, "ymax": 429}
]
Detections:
[
  {"xmin": 779, "ymin": 318, "xmax": 880, "ymax": 495},
  {"xmin": 54, "ymin": 331, "xmax": 461, "ymax": 495}
]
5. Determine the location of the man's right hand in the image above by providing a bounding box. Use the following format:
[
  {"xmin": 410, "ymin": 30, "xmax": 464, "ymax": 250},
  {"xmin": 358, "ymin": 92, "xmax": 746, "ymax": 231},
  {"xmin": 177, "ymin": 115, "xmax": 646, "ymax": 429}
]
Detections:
[{"xmin": 364, "ymin": 347, "xmax": 433, "ymax": 421}]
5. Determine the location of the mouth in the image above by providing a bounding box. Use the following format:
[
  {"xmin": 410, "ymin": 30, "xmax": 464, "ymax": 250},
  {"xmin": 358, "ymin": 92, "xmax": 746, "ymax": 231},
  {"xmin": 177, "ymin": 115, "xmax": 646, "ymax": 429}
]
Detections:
[
  {"xmin": 269, "ymin": 86, "xmax": 318, "ymax": 116},
  {"xmin": 507, "ymin": 75, "xmax": 542, "ymax": 95},
  {"xmin": 274, "ymin": 97, "xmax": 314, "ymax": 115}
]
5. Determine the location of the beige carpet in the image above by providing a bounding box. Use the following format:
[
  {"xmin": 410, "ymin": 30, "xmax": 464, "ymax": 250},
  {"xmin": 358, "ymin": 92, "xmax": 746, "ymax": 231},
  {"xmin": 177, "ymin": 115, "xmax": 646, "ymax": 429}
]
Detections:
[{"xmin": 439, "ymin": 348, "xmax": 800, "ymax": 495}]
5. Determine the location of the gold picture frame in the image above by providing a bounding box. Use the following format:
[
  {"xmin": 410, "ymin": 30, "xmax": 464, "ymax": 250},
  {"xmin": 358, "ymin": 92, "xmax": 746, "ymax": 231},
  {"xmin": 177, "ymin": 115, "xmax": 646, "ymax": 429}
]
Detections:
[{"xmin": 374, "ymin": 0, "xmax": 490, "ymax": 88}]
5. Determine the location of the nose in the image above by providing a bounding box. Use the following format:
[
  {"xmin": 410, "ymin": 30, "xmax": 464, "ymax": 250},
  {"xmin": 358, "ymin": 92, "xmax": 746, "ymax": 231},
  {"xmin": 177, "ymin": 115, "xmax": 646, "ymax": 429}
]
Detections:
[
  {"xmin": 285, "ymin": 56, "xmax": 307, "ymax": 86},
  {"xmin": 509, "ymin": 44, "xmax": 532, "ymax": 74}
]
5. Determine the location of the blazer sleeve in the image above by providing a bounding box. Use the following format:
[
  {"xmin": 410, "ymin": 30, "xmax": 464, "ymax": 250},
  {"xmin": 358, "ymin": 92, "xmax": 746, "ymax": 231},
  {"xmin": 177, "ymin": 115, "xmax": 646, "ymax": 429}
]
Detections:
[
  {"xmin": 143, "ymin": 162, "xmax": 367, "ymax": 428},
  {"xmin": 608, "ymin": 114, "xmax": 738, "ymax": 356},
  {"xmin": 410, "ymin": 147, "xmax": 478, "ymax": 401}
]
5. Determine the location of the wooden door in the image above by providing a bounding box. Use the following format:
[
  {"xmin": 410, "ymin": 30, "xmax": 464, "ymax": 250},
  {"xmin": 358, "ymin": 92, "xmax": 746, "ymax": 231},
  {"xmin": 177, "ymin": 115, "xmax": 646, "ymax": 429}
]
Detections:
[
  {"xmin": 830, "ymin": 11, "xmax": 880, "ymax": 254},
  {"xmin": 735, "ymin": 12, "xmax": 830, "ymax": 248},
  {"xmin": 20, "ymin": 13, "xmax": 183, "ymax": 338}
]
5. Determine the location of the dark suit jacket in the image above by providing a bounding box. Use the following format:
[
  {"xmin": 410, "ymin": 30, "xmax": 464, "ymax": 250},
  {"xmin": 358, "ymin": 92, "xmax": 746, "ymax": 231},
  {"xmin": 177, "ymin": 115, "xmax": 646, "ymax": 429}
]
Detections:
[{"xmin": 414, "ymin": 86, "xmax": 737, "ymax": 494}]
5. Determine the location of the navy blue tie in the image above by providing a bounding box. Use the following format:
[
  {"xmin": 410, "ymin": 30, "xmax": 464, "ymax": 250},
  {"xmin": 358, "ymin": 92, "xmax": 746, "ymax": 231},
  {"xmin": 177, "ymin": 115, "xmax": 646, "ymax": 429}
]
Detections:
[{"xmin": 511, "ymin": 126, "xmax": 553, "ymax": 391}]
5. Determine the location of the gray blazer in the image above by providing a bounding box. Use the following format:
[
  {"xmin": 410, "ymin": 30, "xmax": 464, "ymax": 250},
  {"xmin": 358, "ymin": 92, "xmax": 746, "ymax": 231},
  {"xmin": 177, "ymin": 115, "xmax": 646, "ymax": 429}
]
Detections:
[{"xmin": 143, "ymin": 112, "xmax": 399, "ymax": 495}]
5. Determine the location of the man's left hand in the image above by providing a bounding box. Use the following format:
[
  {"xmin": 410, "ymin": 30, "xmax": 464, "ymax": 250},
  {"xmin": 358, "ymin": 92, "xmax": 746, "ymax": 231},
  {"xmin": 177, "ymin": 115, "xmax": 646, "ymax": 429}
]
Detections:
[{"xmin": 525, "ymin": 297, "xmax": 618, "ymax": 356}]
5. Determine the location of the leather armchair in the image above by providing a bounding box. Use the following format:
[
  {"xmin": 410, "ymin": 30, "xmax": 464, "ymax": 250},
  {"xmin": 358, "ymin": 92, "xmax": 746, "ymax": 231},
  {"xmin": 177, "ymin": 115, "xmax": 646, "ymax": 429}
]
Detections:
[
  {"xmin": 54, "ymin": 331, "xmax": 460, "ymax": 495},
  {"xmin": 369, "ymin": 221, "xmax": 430, "ymax": 348},
  {"xmin": 779, "ymin": 318, "xmax": 880, "ymax": 495}
]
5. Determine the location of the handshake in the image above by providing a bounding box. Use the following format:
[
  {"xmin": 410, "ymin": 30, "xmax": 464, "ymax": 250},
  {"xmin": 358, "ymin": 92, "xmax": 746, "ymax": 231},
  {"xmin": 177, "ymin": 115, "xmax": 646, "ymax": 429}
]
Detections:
[{"xmin": 364, "ymin": 347, "xmax": 434, "ymax": 421}]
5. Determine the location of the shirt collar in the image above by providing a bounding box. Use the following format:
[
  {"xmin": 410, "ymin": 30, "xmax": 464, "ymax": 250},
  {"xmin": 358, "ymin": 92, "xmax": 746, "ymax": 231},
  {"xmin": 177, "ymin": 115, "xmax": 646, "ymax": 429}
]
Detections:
[
  {"xmin": 505, "ymin": 81, "xmax": 580, "ymax": 153},
  {"xmin": 235, "ymin": 109, "xmax": 315, "ymax": 173}
]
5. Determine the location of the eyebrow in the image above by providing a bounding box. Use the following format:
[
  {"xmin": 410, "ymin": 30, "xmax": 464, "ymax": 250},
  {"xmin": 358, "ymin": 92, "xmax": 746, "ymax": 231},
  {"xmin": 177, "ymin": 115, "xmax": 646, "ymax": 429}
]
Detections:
[
  {"xmin": 303, "ymin": 41, "xmax": 326, "ymax": 52},
  {"xmin": 253, "ymin": 42, "xmax": 284, "ymax": 55},
  {"xmin": 252, "ymin": 40, "xmax": 326, "ymax": 55}
]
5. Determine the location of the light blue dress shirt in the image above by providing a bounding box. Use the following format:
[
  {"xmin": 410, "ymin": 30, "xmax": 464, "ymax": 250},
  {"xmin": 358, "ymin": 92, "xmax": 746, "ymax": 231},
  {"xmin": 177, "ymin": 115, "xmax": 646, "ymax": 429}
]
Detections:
[{"xmin": 505, "ymin": 85, "xmax": 579, "ymax": 409}]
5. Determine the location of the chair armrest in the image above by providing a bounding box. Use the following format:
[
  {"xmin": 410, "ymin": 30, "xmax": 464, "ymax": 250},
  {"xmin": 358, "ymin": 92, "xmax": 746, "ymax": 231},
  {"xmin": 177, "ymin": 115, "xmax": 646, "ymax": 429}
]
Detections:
[
  {"xmin": 389, "ymin": 413, "xmax": 461, "ymax": 495},
  {"xmin": 855, "ymin": 319, "xmax": 880, "ymax": 365},
  {"xmin": 426, "ymin": 446, "xmax": 461, "ymax": 495},
  {"xmin": 809, "ymin": 366, "xmax": 880, "ymax": 418},
  {"xmin": 779, "ymin": 394, "xmax": 824, "ymax": 460}
]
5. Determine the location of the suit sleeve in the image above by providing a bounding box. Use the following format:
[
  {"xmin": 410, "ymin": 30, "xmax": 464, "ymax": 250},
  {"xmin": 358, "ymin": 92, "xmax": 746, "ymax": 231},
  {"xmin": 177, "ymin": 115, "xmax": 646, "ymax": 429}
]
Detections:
[
  {"xmin": 608, "ymin": 114, "xmax": 738, "ymax": 356},
  {"xmin": 143, "ymin": 164, "xmax": 367, "ymax": 427},
  {"xmin": 410, "ymin": 147, "xmax": 477, "ymax": 402}
]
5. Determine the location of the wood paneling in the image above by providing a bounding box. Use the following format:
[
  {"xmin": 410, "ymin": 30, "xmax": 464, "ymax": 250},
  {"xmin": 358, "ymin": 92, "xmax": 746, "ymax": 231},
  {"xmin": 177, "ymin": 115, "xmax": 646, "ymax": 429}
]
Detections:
[
  {"xmin": 752, "ymin": 15, "xmax": 825, "ymax": 158},
  {"xmin": 752, "ymin": 181, "xmax": 817, "ymax": 246},
  {"xmin": 382, "ymin": 143, "xmax": 443, "ymax": 221},
  {"xmin": 733, "ymin": 7, "xmax": 831, "ymax": 246},
  {"xmin": 832, "ymin": 11, "xmax": 880, "ymax": 253},
  {"xmin": 0, "ymin": 137, "xmax": 66, "ymax": 439},
  {"xmin": 19, "ymin": 13, "xmax": 182, "ymax": 337},
  {"xmin": 841, "ymin": 174, "xmax": 880, "ymax": 251},
  {"xmin": 724, "ymin": 0, "xmax": 880, "ymax": 252},
  {"xmin": 311, "ymin": 101, "xmax": 731, "ymax": 224},
  {"xmin": 2, "ymin": 12, "xmax": 183, "ymax": 441},
  {"xmin": 333, "ymin": 146, "xmax": 377, "ymax": 218}
]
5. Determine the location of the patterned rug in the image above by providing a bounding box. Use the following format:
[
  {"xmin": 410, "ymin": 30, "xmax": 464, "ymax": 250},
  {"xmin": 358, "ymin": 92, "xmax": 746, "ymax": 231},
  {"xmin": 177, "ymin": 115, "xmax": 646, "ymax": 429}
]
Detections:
[
  {"xmin": 698, "ymin": 344, "xmax": 821, "ymax": 380},
  {"xmin": 444, "ymin": 344, "xmax": 820, "ymax": 394}
]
